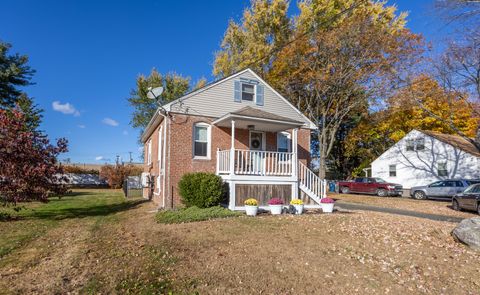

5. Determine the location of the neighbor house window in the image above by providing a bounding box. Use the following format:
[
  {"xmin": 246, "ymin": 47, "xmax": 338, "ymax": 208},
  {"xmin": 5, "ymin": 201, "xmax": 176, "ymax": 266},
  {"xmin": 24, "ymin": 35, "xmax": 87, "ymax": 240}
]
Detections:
[
  {"xmin": 277, "ymin": 132, "xmax": 291, "ymax": 153},
  {"xmin": 406, "ymin": 139, "xmax": 414, "ymax": 151},
  {"xmin": 415, "ymin": 137, "xmax": 425, "ymax": 150},
  {"xmin": 147, "ymin": 140, "xmax": 152, "ymax": 165},
  {"xmin": 241, "ymin": 83, "xmax": 255, "ymax": 101},
  {"xmin": 438, "ymin": 162, "xmax": 448, "ymax": 177},
  {"xmin": 193, "ymin": 123, "xmax": 211, "ymax": 159},
  {"xmin": 389, "ymin": 164, "xmax": 397, "ymax": 177},
  {"xmin": 406, "ymin": 137, "xmax": 425, "ymax": 151}
]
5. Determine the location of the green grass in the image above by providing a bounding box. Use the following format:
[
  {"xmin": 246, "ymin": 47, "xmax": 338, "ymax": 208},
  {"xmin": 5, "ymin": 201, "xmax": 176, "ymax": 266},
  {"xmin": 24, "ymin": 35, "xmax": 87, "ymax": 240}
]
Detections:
[
  {"xmin": 0, "ymin": 189, "xmax": 145, "ymax": 259},
  {"xmin": 155, "ymin": 206, "xmax": 241, "ymax": 224}
]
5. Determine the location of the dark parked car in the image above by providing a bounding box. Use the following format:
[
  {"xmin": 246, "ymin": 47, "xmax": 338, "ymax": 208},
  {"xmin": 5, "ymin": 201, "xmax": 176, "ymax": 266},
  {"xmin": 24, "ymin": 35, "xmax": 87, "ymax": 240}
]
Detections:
[
  {"xmin": 452, "ymin": 184, "xmax": 480, "ymax": 214},
  {"xmin": 410, "ymin": 179, "xmax": 480, "ymax": 200},
  {"xmin": 337, "ymin": 177, "xmax": 403, "ymax": 197}
]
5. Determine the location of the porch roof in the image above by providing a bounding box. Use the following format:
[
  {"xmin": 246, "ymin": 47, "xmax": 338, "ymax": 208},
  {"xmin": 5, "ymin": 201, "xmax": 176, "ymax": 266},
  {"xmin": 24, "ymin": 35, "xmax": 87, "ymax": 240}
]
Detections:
[{"xmin": 212, "ymin": 106, "xmax": 305, "ymax": 132}]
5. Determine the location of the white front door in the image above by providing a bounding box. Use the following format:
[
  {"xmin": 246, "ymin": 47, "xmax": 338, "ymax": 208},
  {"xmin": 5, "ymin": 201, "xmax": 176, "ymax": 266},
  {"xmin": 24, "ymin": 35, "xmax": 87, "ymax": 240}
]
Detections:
[{"xmin": 249, "ymin": 131, "xmax": 265, "ymax": 174}]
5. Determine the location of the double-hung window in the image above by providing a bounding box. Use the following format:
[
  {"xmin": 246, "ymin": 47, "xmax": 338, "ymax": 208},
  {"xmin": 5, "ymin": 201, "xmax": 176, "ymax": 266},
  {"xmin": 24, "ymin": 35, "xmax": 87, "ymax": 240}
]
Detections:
[
  {"xmin": 147, "ymin": 140, "xmax": 152, "ymax": 165},
  {"xmin": 389, "ymin": 164, "xmax": 397, "ymax": 177},
  {"xmin": 241, "ymin": 83, "xmax": 255, "ymax": 101},
  {"xmin": 193, "ymin": 123, "xmax": 211, "ymax": 159},
  {"xmin": 406, "ymin": 137, "xmax": 425, "ymax": 151},
  {"xmin": 438, "ymin": 162, "xmax": 448, "ymax": 177},
  {"xmin": 277, "ymin": 132, "xmax": 291, "ymax": 153},
  {"xmin": 158, "ymin": 126, "xmax": 163, "ymax": 171}
]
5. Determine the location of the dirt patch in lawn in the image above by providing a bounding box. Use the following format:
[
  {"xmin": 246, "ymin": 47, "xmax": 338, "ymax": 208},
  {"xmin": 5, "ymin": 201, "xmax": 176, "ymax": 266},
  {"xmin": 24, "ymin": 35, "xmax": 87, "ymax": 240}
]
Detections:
[
  {"xmin": 334, "ymin": 193, "xmax": 477, "ymax": 219},
  {"xmin": 2, "ymin": 189, "xmax": 480, "ymax": 294}
]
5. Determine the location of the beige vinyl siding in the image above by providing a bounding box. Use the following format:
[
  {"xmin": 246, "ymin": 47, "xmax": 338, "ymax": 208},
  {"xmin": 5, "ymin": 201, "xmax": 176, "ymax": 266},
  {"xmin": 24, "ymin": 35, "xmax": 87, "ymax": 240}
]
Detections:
[{"xmin": 168, "ymin": 70, "xmax": 311, "ymax": 127}]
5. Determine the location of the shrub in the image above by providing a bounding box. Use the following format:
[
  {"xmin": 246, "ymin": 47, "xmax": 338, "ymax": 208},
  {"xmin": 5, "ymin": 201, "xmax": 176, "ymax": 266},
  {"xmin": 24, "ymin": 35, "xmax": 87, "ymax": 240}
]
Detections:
[
  {"xmin": 155, "ymin": 206, "xmax": 241, "ymax": 224},
  {"xmin": 244, "ymin": 198, "xmax": 258, "ymax": 206},
  {"xmin": 290, "ymin": 199, "xmax": 304, "ymax": 205},
  {"xmin": 320, "ymin": 197, "xmax": 335, "ymax": 204},
  {"xmin": 99, "ymin": 164, "xmax": 143, "ymax": 189},
  {"xmin": 268, "ymin": 198, "xmax": 284, "ymax": 205},
  {"xmin": 178, "ymin": 172, "xmax": 225, "ymax": 208}
]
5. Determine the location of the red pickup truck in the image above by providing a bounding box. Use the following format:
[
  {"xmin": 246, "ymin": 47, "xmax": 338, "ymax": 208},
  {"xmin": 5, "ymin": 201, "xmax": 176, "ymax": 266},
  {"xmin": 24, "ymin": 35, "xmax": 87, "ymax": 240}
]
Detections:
[{"xmin": 337, "ymin": 177, "xmax": 403, "ymax": 197}]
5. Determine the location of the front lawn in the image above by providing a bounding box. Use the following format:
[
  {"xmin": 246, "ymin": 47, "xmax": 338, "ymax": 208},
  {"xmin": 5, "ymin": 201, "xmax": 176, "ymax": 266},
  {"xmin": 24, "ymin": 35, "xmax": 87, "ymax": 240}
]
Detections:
[{"xmin": 1, "ymin": 189, "xmax": 480, "ymax": 294}]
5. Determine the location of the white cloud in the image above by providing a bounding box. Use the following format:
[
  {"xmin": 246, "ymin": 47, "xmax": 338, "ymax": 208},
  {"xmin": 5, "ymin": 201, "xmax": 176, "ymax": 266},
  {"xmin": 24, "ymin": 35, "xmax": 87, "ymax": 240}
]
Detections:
[
  {"xmin": 122, "ymin": 130, "xmax": 128, "ymax": 135},
  {"xmin": 78, "ymin": 124, "xmax": 86, "ymax": 129},
  {"xmin": 95, "ymin": 156, "xmax": 104, "ymax": 161},
  {"xmin": 52, "ymin": 101, "xmax": 80, "ymax": 116},
  {"xmin": 102, "ymin": 117, "xmax": 119, "ymax": 127}
]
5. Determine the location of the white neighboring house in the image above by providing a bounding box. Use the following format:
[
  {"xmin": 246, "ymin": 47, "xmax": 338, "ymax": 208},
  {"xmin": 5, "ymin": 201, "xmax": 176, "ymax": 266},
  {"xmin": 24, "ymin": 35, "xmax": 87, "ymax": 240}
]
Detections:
[{"xmin": 371, "ymin": 129, "xmax": 480, "ymax": 189}]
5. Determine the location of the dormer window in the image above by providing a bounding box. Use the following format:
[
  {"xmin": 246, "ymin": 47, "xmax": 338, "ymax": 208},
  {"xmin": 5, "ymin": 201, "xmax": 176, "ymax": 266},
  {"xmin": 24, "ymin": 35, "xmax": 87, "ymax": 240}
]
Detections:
[{"xmin": 241, "ymin": 83, "xmax": 255, "ymax": 101}]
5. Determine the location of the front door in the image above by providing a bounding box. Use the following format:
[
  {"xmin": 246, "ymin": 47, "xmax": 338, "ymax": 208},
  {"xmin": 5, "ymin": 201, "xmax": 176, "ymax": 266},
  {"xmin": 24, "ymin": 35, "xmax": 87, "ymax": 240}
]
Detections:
[{"xmin": 250, "ymin": 131, "xmax": 265, "ymax": 174}]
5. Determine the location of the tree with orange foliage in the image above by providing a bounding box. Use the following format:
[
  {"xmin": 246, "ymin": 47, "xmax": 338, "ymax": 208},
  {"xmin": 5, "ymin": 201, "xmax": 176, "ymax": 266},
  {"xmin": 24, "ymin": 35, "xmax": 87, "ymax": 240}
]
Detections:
[{"xmin": 345, "ymin": 75, "xmax": 479, "ymax": 176}]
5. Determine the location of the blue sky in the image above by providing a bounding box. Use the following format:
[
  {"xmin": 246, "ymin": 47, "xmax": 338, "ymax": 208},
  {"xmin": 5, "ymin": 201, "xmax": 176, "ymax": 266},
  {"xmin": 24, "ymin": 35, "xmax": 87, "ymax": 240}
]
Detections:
[{"xmin": 1, "ymin": 0, "xmax": 448, "ymax": 164}]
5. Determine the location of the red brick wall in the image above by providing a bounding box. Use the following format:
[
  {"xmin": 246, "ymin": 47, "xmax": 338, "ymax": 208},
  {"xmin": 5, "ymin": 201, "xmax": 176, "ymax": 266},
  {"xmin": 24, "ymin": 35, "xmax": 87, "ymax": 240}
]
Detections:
[
  {"xmin": 143, "ymin": 113, "xmax": 312, "ymax": 208},
  {"xmin": 143, "ymin": 119, "xmax": 167, "ymax": 205}
]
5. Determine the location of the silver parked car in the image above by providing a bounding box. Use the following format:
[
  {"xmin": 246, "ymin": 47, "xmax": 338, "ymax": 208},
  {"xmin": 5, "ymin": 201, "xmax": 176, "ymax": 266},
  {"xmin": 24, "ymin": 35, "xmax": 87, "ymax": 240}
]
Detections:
[
  {"xmin": 452, "ymin": 184, "xmax": 480, "ymax": 214},
  {"xmin": 410, "ymin": 179, "xmax": 480, "ymax": 200}
]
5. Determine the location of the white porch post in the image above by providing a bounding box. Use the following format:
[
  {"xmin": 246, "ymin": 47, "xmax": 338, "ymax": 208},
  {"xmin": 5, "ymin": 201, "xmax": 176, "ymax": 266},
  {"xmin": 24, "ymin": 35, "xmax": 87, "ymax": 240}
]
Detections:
[
  {"xmin": 216, "ymin": 148, "xmax": 220, "ymax": 174},
  {"xmin": 292, "ymin": 128, "xmax": 299, "ymax": 200},
  {"xmin": 230, "ymin": 120, "xmax": 235, "ymax": 176},
  {"xmin": 229, "ymin": 120, "xmax": 236, "ymax": 210}
]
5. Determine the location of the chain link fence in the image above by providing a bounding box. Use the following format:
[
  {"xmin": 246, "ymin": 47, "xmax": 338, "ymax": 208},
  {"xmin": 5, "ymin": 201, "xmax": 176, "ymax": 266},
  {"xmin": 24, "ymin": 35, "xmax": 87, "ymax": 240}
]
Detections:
[{"xmin": 123, "ymin": 176, "xmax": 143, "ymax": 198}]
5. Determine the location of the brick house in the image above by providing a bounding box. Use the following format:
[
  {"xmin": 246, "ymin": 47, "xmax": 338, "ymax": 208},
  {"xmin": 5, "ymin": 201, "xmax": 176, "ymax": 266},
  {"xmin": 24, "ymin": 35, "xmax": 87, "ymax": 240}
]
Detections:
[{"xmin": 141, "ymin": 68, "xmax": 326, "ymax": 210}]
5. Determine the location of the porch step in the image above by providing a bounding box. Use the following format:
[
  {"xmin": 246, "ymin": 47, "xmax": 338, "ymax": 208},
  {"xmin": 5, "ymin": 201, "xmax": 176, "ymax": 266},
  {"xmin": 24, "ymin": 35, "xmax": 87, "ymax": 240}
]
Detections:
[{"xmin": 298, "ymin": 162, "xmax": 326, "ymax": 205}]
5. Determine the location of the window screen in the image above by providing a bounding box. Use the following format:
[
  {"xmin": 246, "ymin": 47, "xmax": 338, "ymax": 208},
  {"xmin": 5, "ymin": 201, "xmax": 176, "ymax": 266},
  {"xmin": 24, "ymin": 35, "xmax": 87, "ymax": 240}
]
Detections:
[
  {"xmin": 194, "ymin": 125, "xmax": 208, "ymax": 157},
  {"xmin": 241, "ymin": 83, "xmax": 255, "ymax": 101}
]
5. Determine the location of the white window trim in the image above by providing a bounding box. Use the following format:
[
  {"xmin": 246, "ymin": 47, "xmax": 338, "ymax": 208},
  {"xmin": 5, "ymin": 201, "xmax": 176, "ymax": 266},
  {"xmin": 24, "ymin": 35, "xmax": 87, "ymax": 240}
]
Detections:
[
  {"xmin": 241, "ymin": 82, "xmax": 256, "ymax": 102},
  {"xmin": 147, "ymin": 140, "xmax": 152, "ymax": 165},
  {"xmin": 276, "ymin": 131, "xmax": 291, "ymax": 153},
  {"xmin": 438, "ymin": 162, "xmax": 448, "ymax": 177},
  {"xmin": 389, "ymin": 164, "xmax": 397, "ymax": 177},
  {"xmin": 193, "ymin": 122, "xmax": 212, "ymax": 160},
  {"xmin": 158, "ymin": 126, "xmax": 163, "ymax": 171}
]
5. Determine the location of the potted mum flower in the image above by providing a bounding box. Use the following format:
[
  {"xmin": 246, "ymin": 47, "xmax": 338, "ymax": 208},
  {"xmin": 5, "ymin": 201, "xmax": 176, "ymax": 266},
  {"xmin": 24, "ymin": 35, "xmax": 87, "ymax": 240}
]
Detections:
[
  {"xmin": 268, "ymin": 198, "xmax": 284, "ymax": 215},
  {"xmin": 244, "ymin": 198, "xmax": 258, "ymax": 216},
  {"xmin": 290, "ymin": 199, "xmax": 304, "ymax": 215},
  {"xmin": 320, "ymin": 197, "xmax": 335, "ymax": 213}
]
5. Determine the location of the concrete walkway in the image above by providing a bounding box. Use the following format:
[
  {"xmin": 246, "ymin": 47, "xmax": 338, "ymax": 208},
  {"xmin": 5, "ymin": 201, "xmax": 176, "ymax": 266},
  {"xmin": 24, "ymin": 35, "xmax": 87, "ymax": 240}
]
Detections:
[{"xmin": 336, "ymin": 201, "xmax": 464, "ymax": 223}]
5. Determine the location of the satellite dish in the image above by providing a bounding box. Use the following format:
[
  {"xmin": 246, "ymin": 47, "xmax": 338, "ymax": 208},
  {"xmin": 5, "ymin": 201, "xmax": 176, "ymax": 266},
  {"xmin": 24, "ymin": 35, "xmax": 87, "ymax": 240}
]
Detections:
[{"xmin": 147, "ymin": 86, "xmax": 164, "ymax": 100}]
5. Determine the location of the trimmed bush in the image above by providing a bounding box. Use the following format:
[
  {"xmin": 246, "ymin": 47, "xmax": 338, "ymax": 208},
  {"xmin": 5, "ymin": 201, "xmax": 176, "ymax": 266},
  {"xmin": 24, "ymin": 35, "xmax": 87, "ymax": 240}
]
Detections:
[
  {"xmin": 178, "ymin": 172, "xmax": 226, "ymax": 208},
  {"xmin": 155, "ymin": 206, "xmax": 241, "ymax": 224}
]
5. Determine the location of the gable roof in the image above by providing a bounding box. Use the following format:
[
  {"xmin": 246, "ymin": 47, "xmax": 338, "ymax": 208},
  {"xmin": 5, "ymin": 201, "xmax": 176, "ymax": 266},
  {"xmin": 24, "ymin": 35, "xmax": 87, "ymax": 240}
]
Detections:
[
  {"xmin": 420, "ymin": 130, "xmax": 480, "ymax": 157},
  {"xmin": 141, "ymin": 68, "xmax": 317, "ymax": 142}
]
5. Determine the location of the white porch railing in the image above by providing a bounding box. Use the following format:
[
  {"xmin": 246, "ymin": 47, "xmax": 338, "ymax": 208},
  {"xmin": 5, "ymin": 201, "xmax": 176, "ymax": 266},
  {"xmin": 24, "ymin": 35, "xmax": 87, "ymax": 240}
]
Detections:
[
  {"xmin": 298, "ymin": 161, "xmax": 327, "ymax": 202},
  {"xmin": 217, "ymin": 149, "xmax": 293, "ymax": 176},
  {"xmin": 217, "ymin": 150, "xmax": 231, "ymax": 174}
]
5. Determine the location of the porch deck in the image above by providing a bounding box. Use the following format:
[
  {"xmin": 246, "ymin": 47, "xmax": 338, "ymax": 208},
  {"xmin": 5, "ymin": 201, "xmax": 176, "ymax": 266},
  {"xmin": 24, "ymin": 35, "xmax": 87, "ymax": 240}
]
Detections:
[{"xmin": 216, "ymin": 149, "xmax": 294, "ymax": 176}]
